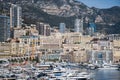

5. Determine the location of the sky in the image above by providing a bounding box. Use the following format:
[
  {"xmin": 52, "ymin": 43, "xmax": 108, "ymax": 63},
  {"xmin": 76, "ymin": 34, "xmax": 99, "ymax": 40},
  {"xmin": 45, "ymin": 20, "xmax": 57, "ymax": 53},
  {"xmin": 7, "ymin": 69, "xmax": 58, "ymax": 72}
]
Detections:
[{"xmin": 78, "ymin": 0, "xmax": 120, "ymax": 9}]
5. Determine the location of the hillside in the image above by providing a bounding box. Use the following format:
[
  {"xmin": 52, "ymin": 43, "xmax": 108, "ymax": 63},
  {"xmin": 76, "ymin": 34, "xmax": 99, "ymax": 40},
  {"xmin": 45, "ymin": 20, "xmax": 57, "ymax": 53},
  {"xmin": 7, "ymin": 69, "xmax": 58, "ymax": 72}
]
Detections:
[
  {"xmin": 100, "ymin": 6, "xmax": 120, "ymax": 23},
  {"xmin": 0, "ymin": 0, "xmax": 120, "ymax": 34}
]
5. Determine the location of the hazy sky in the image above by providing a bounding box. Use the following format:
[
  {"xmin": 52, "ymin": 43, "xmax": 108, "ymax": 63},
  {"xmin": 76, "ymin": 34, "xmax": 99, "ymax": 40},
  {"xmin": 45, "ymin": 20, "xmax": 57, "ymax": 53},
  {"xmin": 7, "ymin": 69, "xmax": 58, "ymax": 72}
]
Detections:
[{"xmin": 78, "ymin": 0, "xmax": 120, "ymax": 8}]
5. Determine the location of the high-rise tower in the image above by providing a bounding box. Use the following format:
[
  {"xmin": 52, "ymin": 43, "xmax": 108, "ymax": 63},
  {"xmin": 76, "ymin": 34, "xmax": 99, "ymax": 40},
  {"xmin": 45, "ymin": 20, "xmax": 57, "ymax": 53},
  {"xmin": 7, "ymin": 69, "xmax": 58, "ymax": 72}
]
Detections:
[
  {"xmin": 59, "ymin": 23, "xmax": 66, "ymax": 33},
  {"xmin": 37, "ymin": 22, "xmax": 51, "ymax": 36},
  {"xmin": 10, "ymin": 4, "xmax": 22, "ymax": 28},
  {"xmin": 74, "ymin": 18, "xmax": 83, "ymax": 33},
  {"xmin": 0, "ymin": 15, "xmax": 10, "ymax": 42},
  {"xmin": 88, "ymin": 22, "xmax": 96, "ymax": 36}
]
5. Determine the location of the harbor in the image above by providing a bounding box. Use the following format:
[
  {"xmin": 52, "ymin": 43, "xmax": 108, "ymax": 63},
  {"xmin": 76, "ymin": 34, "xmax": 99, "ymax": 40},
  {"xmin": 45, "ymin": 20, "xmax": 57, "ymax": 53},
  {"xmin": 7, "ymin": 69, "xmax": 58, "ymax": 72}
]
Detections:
[
  {"xmin": 0, "ymin": 59, "xmax": 120, "ymax": 80},
  {"xmin": 0, "ymin": 0, "xmax": 120, "ymax": 80}
]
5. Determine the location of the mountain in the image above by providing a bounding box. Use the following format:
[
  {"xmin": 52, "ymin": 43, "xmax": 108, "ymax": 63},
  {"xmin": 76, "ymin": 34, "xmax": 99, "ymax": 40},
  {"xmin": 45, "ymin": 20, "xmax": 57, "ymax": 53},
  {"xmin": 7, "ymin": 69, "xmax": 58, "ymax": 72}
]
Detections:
[
  {"xmin": 0, "ymin": 0, "xmax": 120, "ymax": 34},
  {"xmin": 100, "ymin": 6, "xmax": 120, "ymax": 23}
]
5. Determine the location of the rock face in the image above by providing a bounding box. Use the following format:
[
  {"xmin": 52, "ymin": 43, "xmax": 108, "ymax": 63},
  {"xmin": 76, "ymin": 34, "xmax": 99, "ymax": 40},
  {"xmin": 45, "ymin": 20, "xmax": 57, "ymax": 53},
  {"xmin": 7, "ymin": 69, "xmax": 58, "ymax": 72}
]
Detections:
[
  {"xmin": 0, "ymin": 0, "xmax": 94, "ymax": 17},
  {"xmin": 17, "ymin": 0, "xmax": 93, "ymax": 17},
  {"xmin": 38, "ymin": 0, "xmax": 93, "ymax": 17},
  {"xmin": 95, "ymin": 15, "xmax": 104, "ymax": 23}
]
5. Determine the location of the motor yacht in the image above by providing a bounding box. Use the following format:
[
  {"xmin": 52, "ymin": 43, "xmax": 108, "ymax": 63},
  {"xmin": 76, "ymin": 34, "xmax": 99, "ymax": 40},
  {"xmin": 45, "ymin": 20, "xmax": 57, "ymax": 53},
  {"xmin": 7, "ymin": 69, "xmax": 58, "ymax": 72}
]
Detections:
[{"xmin": 98, "ymin": 63, "xmax": 118, "ymax": 70}]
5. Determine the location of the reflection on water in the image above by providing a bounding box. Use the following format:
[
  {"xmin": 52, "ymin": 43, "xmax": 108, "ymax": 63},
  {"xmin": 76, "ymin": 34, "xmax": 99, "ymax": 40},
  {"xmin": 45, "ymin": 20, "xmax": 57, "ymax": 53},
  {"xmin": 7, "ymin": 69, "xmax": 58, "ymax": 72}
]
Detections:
[{"xmin": 93, "ymin": 69, "xmax": 120, "ymax": 80}]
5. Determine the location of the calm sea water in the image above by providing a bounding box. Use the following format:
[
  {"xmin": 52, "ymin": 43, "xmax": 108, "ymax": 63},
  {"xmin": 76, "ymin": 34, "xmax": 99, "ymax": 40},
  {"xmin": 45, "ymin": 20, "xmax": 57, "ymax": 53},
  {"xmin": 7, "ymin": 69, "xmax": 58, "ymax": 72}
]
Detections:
[{"xmin": 93, "ymin": 69, "xmax": 120, "ymax": 80}]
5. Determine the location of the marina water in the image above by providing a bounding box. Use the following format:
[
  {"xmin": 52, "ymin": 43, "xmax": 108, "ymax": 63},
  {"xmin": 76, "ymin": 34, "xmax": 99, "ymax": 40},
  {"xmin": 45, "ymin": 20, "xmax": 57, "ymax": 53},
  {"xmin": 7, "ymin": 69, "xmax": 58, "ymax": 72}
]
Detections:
[{"xmin": 92, "ymin": 69, "xmax": 120, "ymax": 80}]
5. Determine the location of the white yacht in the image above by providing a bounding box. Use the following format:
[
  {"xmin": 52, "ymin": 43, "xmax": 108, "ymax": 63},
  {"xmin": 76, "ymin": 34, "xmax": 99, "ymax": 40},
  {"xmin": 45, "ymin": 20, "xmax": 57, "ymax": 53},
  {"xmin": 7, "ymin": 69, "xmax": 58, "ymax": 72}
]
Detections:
[
  {"xmin": 67, "ymin": 72, "xmax": 93, "ymax": 80},
  {"xmin": 98, "ymin": 63, "xmax": 118, "ymax": 70},
  {"xmin": 12, "ymin": 66, "xmax": 23, "ymax": 73},
  {"xmin": 0, "ymin": 59, "xmax": 9, "ymax": 67}
]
